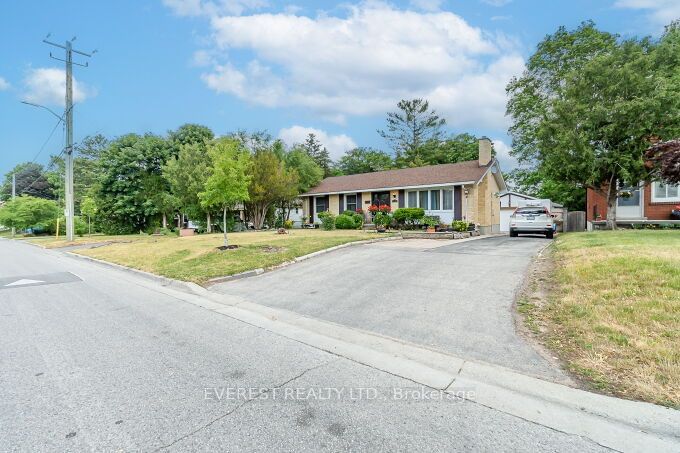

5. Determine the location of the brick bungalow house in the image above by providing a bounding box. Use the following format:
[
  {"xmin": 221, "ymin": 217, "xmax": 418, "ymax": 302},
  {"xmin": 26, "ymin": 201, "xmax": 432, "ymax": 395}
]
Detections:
[
  {"xmin": 586, "ymin": 181, "xmax": 680, "ymax": 223},
  {"xmin": 300, "ymin": 138, "xmax": 507, "ymax": 234}
]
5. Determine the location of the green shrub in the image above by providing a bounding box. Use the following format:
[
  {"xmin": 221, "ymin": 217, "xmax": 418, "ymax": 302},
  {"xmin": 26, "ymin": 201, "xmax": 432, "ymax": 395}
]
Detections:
[
  {"xmin": 283, "ymin": 219, "xmax": 294, "ymax": 229},
  {"xmin": 48, "ymin": 216, "xmax": 88, "ymax": 236},
  {"xmin": 423, "ymin": 216, "xmax": 439, "ymax": 228},
  {"xmin": 374, "ymin": 211, "xmax": 392, "ymax": 228},
  {"xmin": 317, "ymin": 211, "xmax": 336, "ymax": 230},
  {"xmin": 451, "ymin": 220, "xmax": 469, "ymax": 232},
  {"xmin": 393, "ymin": 208, "xmax": 425, "ymax": 229},
  {"xmin": 335, "ymin": 210, "xmax": 363, "ymax": 229},
  {"xmin": 334, "ymin": 212, "xmax": 361, "ymax": 229}
]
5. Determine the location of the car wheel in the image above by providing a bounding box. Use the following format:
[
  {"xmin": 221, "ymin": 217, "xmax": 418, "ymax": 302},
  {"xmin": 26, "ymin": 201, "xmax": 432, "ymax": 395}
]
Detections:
[
  {"xmin": 546, "ymin": 231, "xmax": 554, "ymax": 239},
  {"xmin": 509, "ymin": 230, "xmax": 518, "ymax": 237}
]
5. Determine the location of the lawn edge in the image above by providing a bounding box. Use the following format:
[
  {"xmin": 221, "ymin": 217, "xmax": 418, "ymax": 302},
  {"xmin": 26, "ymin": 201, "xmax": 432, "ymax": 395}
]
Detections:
[
  {"xmin": 514, "ymin": 234, "xmax": 679, "ymax": 408},
  {"xmin": 66, "ymin": 235, "xmax": 402, "ymax": 288}
]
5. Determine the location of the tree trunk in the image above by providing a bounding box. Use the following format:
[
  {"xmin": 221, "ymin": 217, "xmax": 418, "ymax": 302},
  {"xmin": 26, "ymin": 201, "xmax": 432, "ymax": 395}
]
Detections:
[
  {"xmin": 88, "ymin": 216, "xmax": 91, "ymax": 235},
  {"xmin": 162, "ymin": 213, "xmax": 167, "ymax": 229},
  {"xmin": 605, "ymin": 177, "xmax": 618, "ymax": 230},
  {"xmin": 177, "ymin": 213, "xmax": 182, "ymax": 229},
  {"xmin": 222, "ymin": 206, "xmax": 228, "ymax": 248},
  {"xmin": 206, "ymin": 212, "xmax": 212, "ymax": 234}
]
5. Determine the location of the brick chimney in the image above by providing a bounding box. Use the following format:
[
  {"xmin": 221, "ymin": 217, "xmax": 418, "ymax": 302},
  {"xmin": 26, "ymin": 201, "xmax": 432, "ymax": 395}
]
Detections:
[{"xmin": 478, "ymin": 137, "xmax": 492, "ymax": 167}]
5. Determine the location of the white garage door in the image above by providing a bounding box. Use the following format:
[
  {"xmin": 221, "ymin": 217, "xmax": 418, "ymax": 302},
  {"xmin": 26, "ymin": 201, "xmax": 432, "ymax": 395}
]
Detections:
[{"xmin": 500, "ymin": 209, "xmax": 513, "ymax": 232}]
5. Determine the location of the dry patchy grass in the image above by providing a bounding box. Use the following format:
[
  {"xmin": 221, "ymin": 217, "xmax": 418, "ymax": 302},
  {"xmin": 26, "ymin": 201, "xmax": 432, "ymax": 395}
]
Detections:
[
  {"xmin": 23, "ymin": 234, "xmax": 148, "ymax": 249},
  {"xmin": 76, "ymin": 229, "xmax": 380, "ymax": 284},
  {"xmin": 529, "ymin": 230, "xmax": 679, "ymax": 407}
]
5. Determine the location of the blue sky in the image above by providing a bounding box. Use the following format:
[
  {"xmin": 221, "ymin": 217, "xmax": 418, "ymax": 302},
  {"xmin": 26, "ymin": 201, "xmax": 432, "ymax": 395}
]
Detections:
[{"xmin": 0, "ymin": 0, "xmax": 677, "ymax": 178}]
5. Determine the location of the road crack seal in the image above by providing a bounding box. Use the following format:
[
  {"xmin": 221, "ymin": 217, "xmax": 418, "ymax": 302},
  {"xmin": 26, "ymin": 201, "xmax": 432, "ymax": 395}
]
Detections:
[{"xmin": 154, "ymin": 359, "xmax": 334, "ymax": 451}]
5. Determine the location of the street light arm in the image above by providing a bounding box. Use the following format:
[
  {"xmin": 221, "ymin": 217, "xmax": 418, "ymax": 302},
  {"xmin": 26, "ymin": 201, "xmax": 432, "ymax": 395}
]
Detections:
[{"xmin": 20, "ymin": 101, "xmax": 65, "ymax": 122}]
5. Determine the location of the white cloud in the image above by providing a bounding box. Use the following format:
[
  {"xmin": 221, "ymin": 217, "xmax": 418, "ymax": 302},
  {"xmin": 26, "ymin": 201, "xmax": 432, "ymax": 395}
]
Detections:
[
  {"xmin": 481, "ymin": 0, "xmax": 512, "ymax": 6},
  {"xmin": 191, "ymin": 2, "xmax": 523, "ymax": 130},
  {"xmin": 192, "ymin": 49, "xmax": 215, "ymax": 66},
  {"xmin": 163, "ymin": 0, "xmax": 268, "ymax": 16},
  {"xmin": 614, "ymin": 0, "xmax": 680, "ymax": 28},
  {"xmin": 23, "ymin": 68, "xmax": 94, "ymax": 107},
  {"xmin": 0, "ymin": 77, "xmax": 9, "ymax": 91},
  {"xmin": 409, "ymin": 0, "xmax": 443, "ymax": 12},
  {"xmin": 491, "ymin": 137, "xmax": 517, "ymax": 170},
  {"xmin": 278, "ymin": 125, "xmax": 357, "ymax": 160}
]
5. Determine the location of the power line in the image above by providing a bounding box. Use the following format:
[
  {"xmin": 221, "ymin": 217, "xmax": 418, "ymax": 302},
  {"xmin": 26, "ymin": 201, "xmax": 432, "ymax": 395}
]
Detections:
[{"xmin": 15, "ymin": 111, "xmax": 66, "ymax": 196}]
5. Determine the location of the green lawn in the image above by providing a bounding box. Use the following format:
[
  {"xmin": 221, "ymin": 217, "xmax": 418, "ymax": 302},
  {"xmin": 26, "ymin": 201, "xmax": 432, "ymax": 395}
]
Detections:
[
  {"xmin": 525, "ymin": 230, "xmax": 679, "ymax": 407},
  {"xmin": 75, "ymin": 230, "xmax": 383, "ymax": 284}
]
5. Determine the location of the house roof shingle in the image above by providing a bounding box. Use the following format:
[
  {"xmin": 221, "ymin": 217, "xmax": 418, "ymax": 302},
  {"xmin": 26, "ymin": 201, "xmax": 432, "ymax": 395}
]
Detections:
[{"xmin": 302, "ymin": 160, "xmax": 489, "ymax": 196}]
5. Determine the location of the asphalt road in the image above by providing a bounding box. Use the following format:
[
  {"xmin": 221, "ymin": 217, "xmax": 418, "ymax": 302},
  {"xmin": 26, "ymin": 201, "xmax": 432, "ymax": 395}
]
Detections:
[
  {"xmin": 0, "ymin": 238, "xmax": 610, "ymax": 452},
  {"xmin": 213, "ymin": 235, "xmax": 563, "ymax": 380}
]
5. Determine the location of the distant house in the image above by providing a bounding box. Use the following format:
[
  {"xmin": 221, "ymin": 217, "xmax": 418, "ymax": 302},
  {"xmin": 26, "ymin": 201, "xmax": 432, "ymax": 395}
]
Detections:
[
  {"xmin": 299, "ymin": 138, "xmax": 507, "ymax": 234},
  {"xmin": 586, "ymin": 181, "xmax": 680, "ymax": 223}
]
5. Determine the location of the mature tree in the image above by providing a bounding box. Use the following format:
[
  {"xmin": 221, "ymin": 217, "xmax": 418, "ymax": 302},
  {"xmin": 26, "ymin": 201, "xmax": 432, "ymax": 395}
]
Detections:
[
  {"xmin": 1, "ymin": 162, "xmax": 54, "ymax": 201},
  {"xmin": 397, "ymin": 133, "xmax": 484, "ymax": 167},
  {"xmin": 645, "ymin": 140, "xmax": 680, "ymax": 184},
  {"xmin": 168, "ymin": 124, "xmax": 214, "ymax": 154},
  {"xmin": 164, "ymin": 142, "xmax": 215, "ymax": 231},
  {"xmin": 164, "ymin": 124, "xmax": 217, "ymax": 230},
  {"xmin": 95, "ymin": 134, "xmax": 172, "ymax": 234},
  {"xmin": 47, "ymin": 134, "xmax": 109, "ymax": 210},
  {"xmin": 379, "ymin": 99, "xmax": 446, "ymax": 165},
  {"xmin": 246, "ymin": 148, "xmax": 298, "ymax": 229},
  {"xmin": 506, "ymin": 21, "xmax": 679, "ymax": 228},
  {"xmin": 199, "ymin": 139, "xmax": 252, "ymax": 247},
  {"xmin": 507, "ymin": 168, "xmax": 586, "ymax": 210},
  {"xmin": 80, "ymin": 195, "xmax": 97, "ymax": 235},
  {"xmin": 337, "ymin": 148, "xmax": 393, "ymax": 174},
  {"xmin": 300, "ymin": 133, "xmax": 332, "ymax": 177},
  {"xmin": 284, "ymin": 148, "xmax": 324, "ymax": 192},
  {"xmin": 0, "ymin": 195, "xmax": 60, "ymax": 231},
  {"xmin": 230, "ymin": 130, "xmax": 274, "ymax": 153},
  {"xmin": 278, "ymin": 147, "xmax": 324, "ymax": 220}
]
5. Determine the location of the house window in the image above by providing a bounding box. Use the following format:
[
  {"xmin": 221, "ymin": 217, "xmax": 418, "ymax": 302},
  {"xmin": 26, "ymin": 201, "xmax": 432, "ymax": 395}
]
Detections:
[
  {"xmin": 315, "ymin": 197, "xmax": 327, "ymax": 214},
  {"xmin": 346, "ymin": 194, "xmax": 357, "ymax": 212},
  {"xmin": 407, "ymin": 191, "xmax": 417, "ymax": 208},
  {"xmin": 653, "ymin": 182, "xmax": 680, "ymax": 202},
  {"xmin": 419, "ymin": 191, "xmax": 428, "ymax": 210},
  {"xmin": 430, "ymin": 190, "xmax": 440, "ymax": 210},
  {"xmin": 443, "ymin": 189, "xmax": 453, "ymax": 210}
]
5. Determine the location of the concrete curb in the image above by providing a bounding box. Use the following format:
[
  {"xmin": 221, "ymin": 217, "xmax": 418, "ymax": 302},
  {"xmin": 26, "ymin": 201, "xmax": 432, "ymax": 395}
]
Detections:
[
  {"xmin": 59, "ymin": 245, "xmax": 679, "ymax": 452},
  {"xmin": 65, "ymin": 252, "xmax": 195, "ymax": 293},
  {"xmin": 206, "ymin": 235, "xmax": 402, "ymax": 285},
  {"xmin": 66, "ymin": 235, "xmax": 402, "ymax": 289}
]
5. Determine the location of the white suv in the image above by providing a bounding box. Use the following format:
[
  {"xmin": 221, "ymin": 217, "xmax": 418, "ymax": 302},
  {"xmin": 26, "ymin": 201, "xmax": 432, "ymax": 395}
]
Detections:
[{"xmin": 509, "ymin": 206, "xmax": 555, "ymax": 239}]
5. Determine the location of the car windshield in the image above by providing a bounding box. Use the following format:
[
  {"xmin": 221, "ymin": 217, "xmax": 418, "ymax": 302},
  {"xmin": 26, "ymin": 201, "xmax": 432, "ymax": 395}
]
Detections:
[{"xmin": 516, "ymin": 207, "xmax": 547, "ymax": 215}]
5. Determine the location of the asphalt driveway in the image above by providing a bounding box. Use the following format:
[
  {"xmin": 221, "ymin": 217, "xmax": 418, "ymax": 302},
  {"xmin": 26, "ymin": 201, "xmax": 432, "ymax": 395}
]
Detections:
[{"xmin": 212, "ymin": 235, "xmax": 565, "ymax": 381}]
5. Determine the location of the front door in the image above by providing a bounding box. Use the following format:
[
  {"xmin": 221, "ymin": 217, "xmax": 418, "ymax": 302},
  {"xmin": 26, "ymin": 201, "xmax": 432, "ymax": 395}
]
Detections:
[{"xmin": 617, "ymin": 183, "xmax": 643, "ymax": 219}]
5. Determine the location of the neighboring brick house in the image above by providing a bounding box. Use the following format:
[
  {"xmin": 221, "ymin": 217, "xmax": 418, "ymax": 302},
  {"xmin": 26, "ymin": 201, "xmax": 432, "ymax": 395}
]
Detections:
[
  {"xmin": 586, "ymin": 181, "xmax": 680, "ymax": 222},
  {"xmin": 300, "ymin": 138, "xmax": 507, "ymax": 234}
]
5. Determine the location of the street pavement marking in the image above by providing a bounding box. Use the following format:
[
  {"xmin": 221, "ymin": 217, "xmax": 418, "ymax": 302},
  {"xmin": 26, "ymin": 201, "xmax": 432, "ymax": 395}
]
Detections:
[
  {"xmin": 5, "ymin": 279, "xmax": 45, "ymax": 287},
  {"xmin": 0, "ymin": 272, "xmax": 82, "ymax": 290}
]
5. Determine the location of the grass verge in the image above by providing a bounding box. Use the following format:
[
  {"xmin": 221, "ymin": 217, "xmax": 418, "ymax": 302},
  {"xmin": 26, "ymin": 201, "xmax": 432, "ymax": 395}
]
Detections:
[
  {"xmin": 74, "ymin": 230, "xmax": 384, "ymax": 284},
  {"xmin": 23, "ymin": 234, "xmax": 149, "ymax": 249},
  {"xmin": 520, "ymin": 230, "xmax": 679, "ymax": 407}
]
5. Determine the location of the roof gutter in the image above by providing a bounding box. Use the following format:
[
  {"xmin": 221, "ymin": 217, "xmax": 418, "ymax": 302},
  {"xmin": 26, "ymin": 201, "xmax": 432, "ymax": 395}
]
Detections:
[{"xmin": 302, "ymin": 181, "xmax": 478, "ymax": 197}]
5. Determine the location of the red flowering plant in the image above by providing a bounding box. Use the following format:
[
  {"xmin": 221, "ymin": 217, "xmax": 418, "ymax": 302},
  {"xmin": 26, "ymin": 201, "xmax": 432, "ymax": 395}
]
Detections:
[
  {"xmin": 367, "ymin": 204, "xmax": 379, "ymax": 213},
  {"xmin": 355, "ymin": 208, "xmax": 364, "ymax": 214},
  {"xmin": 378, "ymin": 204, "xmax": 391, "ymax": 213}
]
